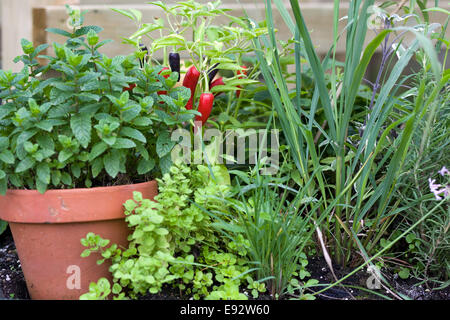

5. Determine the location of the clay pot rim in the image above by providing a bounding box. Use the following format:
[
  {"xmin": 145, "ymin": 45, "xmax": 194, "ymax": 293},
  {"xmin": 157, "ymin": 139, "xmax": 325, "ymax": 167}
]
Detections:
[
  {"xmin": 2, "ymin": 180, "xmax": 155, "ymax": 195},
  {"xmin": 0, "ymin": 180, "xmax": 158, "ymax": 224}
]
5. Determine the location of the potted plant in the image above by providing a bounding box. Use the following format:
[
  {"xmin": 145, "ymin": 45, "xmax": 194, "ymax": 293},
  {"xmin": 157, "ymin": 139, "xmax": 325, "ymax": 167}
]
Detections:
[{"xmin": 0, "ymin": 6, "xmax": 192, "ymax": 299}]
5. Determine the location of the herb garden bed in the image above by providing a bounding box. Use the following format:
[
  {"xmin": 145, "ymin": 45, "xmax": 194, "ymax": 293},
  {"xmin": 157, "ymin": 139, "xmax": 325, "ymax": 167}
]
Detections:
[
  {"xmin": 0, "ymin": 0, "xmax": 449, "ymax": 302},
  {"xmin": 1, "ymin": 227, "xmax": 449, "ymax": 301}
]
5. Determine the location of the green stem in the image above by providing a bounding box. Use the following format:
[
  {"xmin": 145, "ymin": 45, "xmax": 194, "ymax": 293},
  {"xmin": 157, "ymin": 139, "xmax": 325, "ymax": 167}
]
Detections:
[
  {"xmin": 233, "ymin": 56, "xmax": 244, "ymax": 119},
  {"xmin": 334, "ymin": 150, "xmax": 344, "ymax": 265},
  {"xmin": 161, "ymin": 29, "xmax": 168, "ymax": 67}
]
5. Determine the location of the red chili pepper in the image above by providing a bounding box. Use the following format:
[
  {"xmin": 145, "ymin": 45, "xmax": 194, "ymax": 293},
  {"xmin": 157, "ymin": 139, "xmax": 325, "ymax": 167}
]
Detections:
[
  {"xmin": 157, "ymin": 67, "xmax": 170, "ymax": 96},
  {"xmin": 182, "ymin": 65, "xmax": 200, "ymax": 110},
  {"xmin": 122, "ymin": 83, "xmax": 136, "ymax": 92},
  {"xmin": 210, "ymin": 77, "xmax": 225, "ymax": 96},
  {"xmin": 195, "ymin": 93, "xmax": 214, "ymax": 125},
  {"xmin": 211, "ymin": 77, "xmax": 225, "ymax": 88},
  {"xmin": 236, "ymin": 66, "xmax": 247, "ymax": 98}
]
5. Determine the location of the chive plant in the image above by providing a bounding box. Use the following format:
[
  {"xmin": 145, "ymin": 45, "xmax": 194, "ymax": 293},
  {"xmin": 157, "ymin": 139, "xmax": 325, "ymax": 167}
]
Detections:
[
  {"xmin": 253, "ymin": 0, "xmax": 449, "ymax": 267},
  {"xmin": 206, "ymin": 162, "xmax": 323, "ymax": 299}
]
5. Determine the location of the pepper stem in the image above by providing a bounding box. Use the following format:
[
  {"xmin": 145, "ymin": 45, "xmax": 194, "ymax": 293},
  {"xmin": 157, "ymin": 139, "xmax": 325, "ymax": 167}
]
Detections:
[{"xmin": 203, "ymin": 71, "xmax": 210, "ymax": 93}]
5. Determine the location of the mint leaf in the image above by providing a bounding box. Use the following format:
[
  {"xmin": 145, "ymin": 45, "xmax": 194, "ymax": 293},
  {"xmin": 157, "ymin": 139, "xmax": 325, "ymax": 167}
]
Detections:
[
  {"xmin": 156, "ymin": 131, "xmax": 175, "ymax": 158},
  {"xmin": 61, "ymin": 172, "xmax": 72, "ymax": 185},
  {"xmin": 0, "ymin": 150, "xmax": 15, "ymax": 164},
  {"xmin": 102, "ymin": 136, "xmax": 117, "ymax": 146},
  {"xmin": 0, "ymin": 179, "xmax": 6, "ymax": 196},
  {"xmin": 91, "ymin": 157, "xmax": 103, "ymax": 178},
  {"xmin": 36, "ymin": 162, "xmax": 51, "ymax": 184},
  {"xmin": 135, "ymin": 142, "xmax": 149, "ymax": 160},
  {"xmin": 159, "ymin": 153, "xmax": 172, "ymax": 175},
  {"xmin": 120, "ymin": 127, "xmax": 147, "ymax": 143},
  {"xmin": 103, "ymin": 153, "xmax": 120, "ymax": 178},
  {"xmin": 51, "ymin": 170, "xmax": 61, "ymax": 186},
  {"xmin": 58, "ymin": 149, "xmax": 73, "ymax": 163},
  {"xmin": 74, "ymin": 25, "xmax": 103, "ymax": 37},
  {"xmin": 122, "ymin": 105, "xmax": 141, "ymax": 122},
  {"xmin": 71, "ymin": 113, "xmax": 92, "ymax": 148},
  {"xmin": 132, "ymin": 117, "xmax": 153, "ymax": 126},
  {"xmin": 89, "ymin": 142, "xmax": 108, "ymax": 161},
  {"xmin": 15, "ymin": 157, "xmax": 35, "ymax": 173},
  {"xmin": 45, "ymin": 28, "xmax": 72, "ymax": 37},
  {"xmin": 35, "ymin": 178, "xmax": 48, "ymax": 194},
  {"xmin": 71, "ymin": 163, "xmax": 82, "ymax": 178},
  {"xmin": 36, "ymin": 135, "xmax": 55, "ymax": 151},
  {"xmin": 137, "ymin": 158, "xmax": 155, "ymax": 175},
  {"xmin": 17, "ymin": 130, "xmax": 38, "ymax": 145},
  {"xmin": 0, "ymin": 137, "xmax": 8, "ymax": 149},
  {"xmin": 112, "ymin": 138, "xmax": 136, "ymax": 149}
]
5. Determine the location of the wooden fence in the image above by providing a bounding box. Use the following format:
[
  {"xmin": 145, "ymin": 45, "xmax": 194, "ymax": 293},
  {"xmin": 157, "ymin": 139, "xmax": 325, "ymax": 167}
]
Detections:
[{"xmin": 1, "ymin": 0, "xmax": 449, "ymax": 73}]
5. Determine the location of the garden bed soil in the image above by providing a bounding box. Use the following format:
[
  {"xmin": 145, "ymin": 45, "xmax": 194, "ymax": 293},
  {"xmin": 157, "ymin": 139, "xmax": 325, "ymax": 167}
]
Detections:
[
  {"xmin": 305, "ymin": 256, "xmax": 449, "ymax": 300},
  {"xmin": 1, "ymin": 226, "xmax": 448, "ymax": 301},
  {"xmin": 0, "ymin": 228, "xmax": 29, "ymax": 300}
]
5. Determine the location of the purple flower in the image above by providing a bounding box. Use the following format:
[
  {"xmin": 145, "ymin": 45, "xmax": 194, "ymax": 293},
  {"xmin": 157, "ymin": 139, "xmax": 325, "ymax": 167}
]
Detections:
[
  {"xmin": 438, "ymin": 166, "xmax": 449, "ymax": 177},
  {"xmin": 428, "ymin": 178, "xmax": 449, "ymax": 200}
]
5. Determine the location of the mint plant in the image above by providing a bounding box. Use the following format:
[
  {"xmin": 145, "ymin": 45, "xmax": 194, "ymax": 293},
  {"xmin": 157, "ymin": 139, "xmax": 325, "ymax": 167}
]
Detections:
[
  {"xmin": 0, "ymin": 6, "xmax": 193, "ymax": 194},
  {"xmin": 80, "ymin": 163, "xmax": 266, "ymax": 300}
]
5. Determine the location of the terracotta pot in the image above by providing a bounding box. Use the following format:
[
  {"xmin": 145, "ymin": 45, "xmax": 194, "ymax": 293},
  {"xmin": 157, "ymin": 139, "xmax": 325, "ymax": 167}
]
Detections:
[{"xmin": 0, "ymin": 180, "xmax": 158, "ymax": 300}]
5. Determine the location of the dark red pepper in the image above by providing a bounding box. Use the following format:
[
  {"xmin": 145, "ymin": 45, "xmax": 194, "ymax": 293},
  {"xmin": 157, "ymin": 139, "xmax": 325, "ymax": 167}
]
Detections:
[
  {"xmin": 157, "ymin": 67, "xmax": 170, "ymax": 96},
  {"xmin": 195, "ymin": 93, "xmax": 214, "ymax": 125},
  {"xmin": 210, "ymin": 77, "xmax": 225, "ymax": 96},
  {"xmin": 123, "ymin": 83, "xmax": 136, "ymax": 92},
  {"xmin": 236, "ymin": 66, "xmax": 247, "ymax": 98},
  {"xmin": 169, "ymin": 52, "xmax": 181, "ymax": 82},
  {"xmin": 182, "ymin": 65, "xmax": 200, "ymax": 110}
]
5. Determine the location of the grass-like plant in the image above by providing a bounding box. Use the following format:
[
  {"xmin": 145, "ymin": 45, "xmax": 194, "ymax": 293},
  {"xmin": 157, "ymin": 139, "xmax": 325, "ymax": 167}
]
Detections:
[
  {"xmin": 204, "ymin": 160, "xmax": 323, "ymax": 299},
  {"xmin": 252, "ymin": 0, "xmax": 449, "ymax": 268}
]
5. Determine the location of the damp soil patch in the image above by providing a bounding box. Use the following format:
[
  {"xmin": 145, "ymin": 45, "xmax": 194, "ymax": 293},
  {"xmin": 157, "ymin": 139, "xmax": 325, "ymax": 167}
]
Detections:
[
  {"xmin": 0, "ymin": 228, "xmax": 29, "ymax": 300},
  {"xmin": 1, "ymin": 227, "xmax": 448, "ymax": 301},
  {"xmin": 305, "ymin": 256, "xmax": 450, "ymax": 300}
]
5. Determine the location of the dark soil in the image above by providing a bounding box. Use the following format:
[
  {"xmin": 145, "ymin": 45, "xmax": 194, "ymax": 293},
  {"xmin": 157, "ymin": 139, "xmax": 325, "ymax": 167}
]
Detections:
[
  {"xmin": 0, "ymin": 228, "xmax": 29, "ymax": 300},
  {"xmin": 305, "ymin": 256, "xmax": 449, "ymax": 300},
  {"xmin": 1, "ymin": 226, "xmax": 448, "ymax": 301}
]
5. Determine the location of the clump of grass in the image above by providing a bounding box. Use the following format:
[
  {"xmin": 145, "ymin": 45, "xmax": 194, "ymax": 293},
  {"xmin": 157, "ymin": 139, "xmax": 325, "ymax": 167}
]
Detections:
[
  {"xmin": 206, "ymin": 162, "xmax": 322, "ymax": 299},
  {"xmin": 253, "ymin": 0, "xmax": 448, "ymax": 269}
]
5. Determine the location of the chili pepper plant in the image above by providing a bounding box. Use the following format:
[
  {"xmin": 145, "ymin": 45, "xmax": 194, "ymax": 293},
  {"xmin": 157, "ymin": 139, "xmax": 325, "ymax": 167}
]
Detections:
[{"xmin": 113, "ymin": 0, "xmax": 269, "ymax": 132}]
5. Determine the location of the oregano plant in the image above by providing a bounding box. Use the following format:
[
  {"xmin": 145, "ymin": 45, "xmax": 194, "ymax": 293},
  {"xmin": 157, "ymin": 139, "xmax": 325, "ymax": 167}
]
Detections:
[
  {"xmin": 0, "ymin": 6, "xmax": 195, "ymax": 195},
  {"xmin": 80, "ymin": 163, "xmax": 266, "ymax": 300}
]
